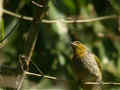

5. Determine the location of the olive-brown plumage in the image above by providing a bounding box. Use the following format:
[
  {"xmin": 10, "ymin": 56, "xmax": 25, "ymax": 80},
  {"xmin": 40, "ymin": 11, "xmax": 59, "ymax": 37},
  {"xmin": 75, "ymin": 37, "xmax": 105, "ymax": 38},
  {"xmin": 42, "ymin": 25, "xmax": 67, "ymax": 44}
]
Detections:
[{"xmin": 71, "ymin": 41, "xmax": 102, "ymax": 90}]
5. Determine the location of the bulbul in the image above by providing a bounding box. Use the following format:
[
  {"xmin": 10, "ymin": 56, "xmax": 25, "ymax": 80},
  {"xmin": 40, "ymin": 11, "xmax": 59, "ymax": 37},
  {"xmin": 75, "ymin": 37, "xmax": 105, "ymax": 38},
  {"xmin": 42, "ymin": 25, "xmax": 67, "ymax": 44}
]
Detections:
[{"xmin": 71, "ymin": 41, "xmax": 102, "ymax": 90}]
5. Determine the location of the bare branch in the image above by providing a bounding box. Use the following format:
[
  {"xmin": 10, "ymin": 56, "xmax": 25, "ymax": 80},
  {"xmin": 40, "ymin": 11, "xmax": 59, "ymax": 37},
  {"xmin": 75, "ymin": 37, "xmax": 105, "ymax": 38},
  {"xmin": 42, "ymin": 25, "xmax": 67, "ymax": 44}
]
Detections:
[
  {"xmin": 17, "ymin": 73, "xmax": 26, "ymax": 90},
  {"xmin": 42, "ymin": 15, "xmax": 117, "ymax": 23},
  {"xmin": 17, "ymin": 0, "xmax": 50, "ymax": 89},
  {"xmin": 2, "ymin": 9, "xmax": 33, "ymax": 21},
  {"xmin": 1, "ymin": 8, "xmax": 118, "ymax": 23},
  {"xmin": 32, "ymin": 1, "xmax": 43, "ymax": 7},
  {"xmin": 25, "ymin": 71, "xmax": 56, "ymax": 80},
  {"xmin": 85, "ymin": 82, "xmax": 120, "ymax": 85}
]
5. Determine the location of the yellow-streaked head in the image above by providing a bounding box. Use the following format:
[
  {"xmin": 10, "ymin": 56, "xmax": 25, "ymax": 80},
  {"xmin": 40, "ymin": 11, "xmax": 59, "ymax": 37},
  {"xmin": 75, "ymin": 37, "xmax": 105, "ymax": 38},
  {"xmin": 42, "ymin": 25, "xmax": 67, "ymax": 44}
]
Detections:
[{"xmin": 72, "ymin": 41, "xmax": 87, "ymax": 57}]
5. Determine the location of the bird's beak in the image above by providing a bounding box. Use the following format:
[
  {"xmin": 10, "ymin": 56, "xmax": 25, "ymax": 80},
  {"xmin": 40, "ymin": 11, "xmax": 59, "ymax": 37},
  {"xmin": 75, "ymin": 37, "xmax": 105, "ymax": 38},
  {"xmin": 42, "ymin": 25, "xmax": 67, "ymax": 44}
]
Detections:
[
  {"xmin": 71, "ymin": 42, "xmax": 77, "ymax": 48},
  {"xmin": 71, "ymin": 42, "xmax": 75, "ymax": 46}
]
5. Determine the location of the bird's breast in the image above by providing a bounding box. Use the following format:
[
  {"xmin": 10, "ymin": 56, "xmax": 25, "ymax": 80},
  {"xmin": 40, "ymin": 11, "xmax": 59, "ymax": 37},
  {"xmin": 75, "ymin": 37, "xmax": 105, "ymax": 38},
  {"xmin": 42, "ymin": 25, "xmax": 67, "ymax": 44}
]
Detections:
[{"xmin": 72, "ymin": 53, "xmax": 102, "ymax": 82}]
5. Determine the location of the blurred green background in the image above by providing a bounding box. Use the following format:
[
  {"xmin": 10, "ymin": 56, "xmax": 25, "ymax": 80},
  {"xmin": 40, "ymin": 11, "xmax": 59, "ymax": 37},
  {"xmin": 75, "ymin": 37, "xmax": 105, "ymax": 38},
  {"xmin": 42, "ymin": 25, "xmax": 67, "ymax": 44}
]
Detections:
[{"xmin": 0, "ymin": 0, "xmax": 120, "ymax": 90}]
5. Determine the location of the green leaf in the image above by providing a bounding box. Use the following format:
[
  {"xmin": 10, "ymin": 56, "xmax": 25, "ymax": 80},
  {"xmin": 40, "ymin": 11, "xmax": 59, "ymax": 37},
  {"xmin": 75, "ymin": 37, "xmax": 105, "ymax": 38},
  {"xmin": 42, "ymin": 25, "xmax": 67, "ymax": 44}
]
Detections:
[{"xmin": 0, "ymin": 18, "xmax": 4, "ymax": 41}]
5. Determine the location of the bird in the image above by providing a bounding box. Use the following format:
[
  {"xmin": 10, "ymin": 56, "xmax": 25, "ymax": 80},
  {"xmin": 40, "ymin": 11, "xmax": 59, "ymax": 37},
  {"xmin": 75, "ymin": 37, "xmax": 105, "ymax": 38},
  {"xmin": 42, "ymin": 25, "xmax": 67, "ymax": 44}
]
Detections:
[{"xmin": 71, "ymin": 41, "xmax": 102, "ymax": 90}]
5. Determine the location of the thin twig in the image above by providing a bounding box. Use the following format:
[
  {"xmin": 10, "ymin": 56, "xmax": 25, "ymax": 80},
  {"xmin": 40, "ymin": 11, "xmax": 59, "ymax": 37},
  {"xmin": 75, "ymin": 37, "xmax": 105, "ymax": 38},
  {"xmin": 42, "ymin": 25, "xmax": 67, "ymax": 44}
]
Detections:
[
  {"xmin": 17, "ymin": 73, "xmax": 26, "ymax": 90},
  {"xmin": 25, "ymin": 31, "xmax": 39, "ymax": 68},
  {"xmin": 0, "ymin": 19, "xmax": 19, "ymax": 43},
  {"xmin": 42, "ymin": 15, "xmax": 117, "ymax": 23},
  {"xmin": 25, "ymin": 71, "xmax": 56, "ymax": 80},
  {"xmin": 32, "ymin": 1, "xmax": 43, "ymax": 7},
  {"xmin": 85, "ymin": 82, "xmax": 120, "ymax": 85},
  {"xmin": 1, "ymin": 8, "xmax": 118, "ymax": 23},
  {"xmin": 31, "ymin": 61, "xmax": 44, "ymax": 75},
  {"xmin": 2, "ymin": 9, "xmax": 33, "ymax": 21}
]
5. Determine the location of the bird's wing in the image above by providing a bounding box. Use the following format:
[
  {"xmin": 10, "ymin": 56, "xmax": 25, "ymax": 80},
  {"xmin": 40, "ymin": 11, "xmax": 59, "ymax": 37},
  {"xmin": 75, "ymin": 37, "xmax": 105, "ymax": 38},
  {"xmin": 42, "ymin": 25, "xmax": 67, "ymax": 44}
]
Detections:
[{"xmin": 94, "ymin": 55, "xmax": 102, "ymax": 71}]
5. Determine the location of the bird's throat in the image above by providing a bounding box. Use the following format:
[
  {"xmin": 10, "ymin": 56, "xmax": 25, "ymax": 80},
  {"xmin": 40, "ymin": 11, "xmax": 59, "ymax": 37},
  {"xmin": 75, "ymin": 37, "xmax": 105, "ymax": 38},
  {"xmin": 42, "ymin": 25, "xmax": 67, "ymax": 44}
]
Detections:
[{"xmin": 75, "ymin": 48, "xmax": 86, "ymax": 57}]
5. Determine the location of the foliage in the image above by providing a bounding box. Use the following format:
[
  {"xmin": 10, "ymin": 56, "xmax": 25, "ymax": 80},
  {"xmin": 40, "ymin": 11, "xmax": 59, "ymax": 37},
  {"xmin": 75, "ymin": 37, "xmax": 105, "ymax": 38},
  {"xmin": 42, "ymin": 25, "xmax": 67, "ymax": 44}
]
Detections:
[{"xmin": 0, "ymin": 0, "xmax": 120, "ymax": 90}]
